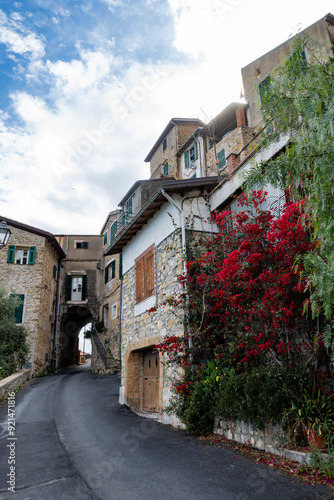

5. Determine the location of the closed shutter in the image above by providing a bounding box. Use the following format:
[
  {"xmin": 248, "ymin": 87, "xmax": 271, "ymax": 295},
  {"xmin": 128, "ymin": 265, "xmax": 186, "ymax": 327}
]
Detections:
[
  {"xmin": 184, "ymin": 150, "xmax": 190, "ymax": 168},
  {"xmin": 145, "ymin": 249, "xmax": 155, "ymax": 298},
  {"xmin": 111, "ymin": 260, "xmax": 116, "ymax": 279},
  {"xmin": 217, "ymin": 149, "xmax": 226, "ymax": 169},
  {"xmin": 65, "ymin": 275, "xmax": 72, "ymax": 301},
  {"xmin": 135, "ymin": 258, "xmax": 144, "ymax": 304},
  {"xmin": 82, "ymin": 275, "xmax": 87, "ymax": 300},
  {"xmin": 163, "ymin": 162, "xmax": 169, "ymax": 175},
  {"xmin": 105, "ymin": 266, "xmax": 109, "ymax": 284},
  {"xmin": 28, "ymin": 246, "xmax": 36, "ymax": 265},
  {"xmin": 193, "ymin": 141, "xmax": 198, "ymax": 160},
  {"xmin": 7, "ymin": 245, "xmax": 15, "ymax": 263},
  {"xmin": 82, "ymin": 242, "xmax": 88, "ymax": 249},
  {"xmin": 11, "ymin": 294, "xmax": 24, "ymax": 323}
]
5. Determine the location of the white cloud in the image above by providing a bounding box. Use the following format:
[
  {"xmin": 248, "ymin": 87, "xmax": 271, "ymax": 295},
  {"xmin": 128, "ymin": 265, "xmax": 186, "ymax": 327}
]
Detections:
[{"xmin": 0, "ymin": 9, "xmax": 45, "ymax": 58}]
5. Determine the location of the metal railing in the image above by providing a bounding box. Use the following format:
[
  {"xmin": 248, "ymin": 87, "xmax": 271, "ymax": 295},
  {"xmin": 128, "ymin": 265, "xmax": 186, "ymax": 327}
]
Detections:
[{"xmin": 110, "ymin": 211, "xmax": 135, "ymax": 244}]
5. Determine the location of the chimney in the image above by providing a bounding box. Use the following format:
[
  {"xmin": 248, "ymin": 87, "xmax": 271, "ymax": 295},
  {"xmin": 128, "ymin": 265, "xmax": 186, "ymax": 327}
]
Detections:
[
  {"xmin": 236, "ymin": 106, "xmax": 246, "ymax": 128},
  {"xmin": 226, "ymin": 154, "xmax": 240, "ymax": 176}
]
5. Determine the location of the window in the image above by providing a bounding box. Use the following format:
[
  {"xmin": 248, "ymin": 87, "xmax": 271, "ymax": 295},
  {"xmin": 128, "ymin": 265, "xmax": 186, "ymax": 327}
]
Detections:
[
  {"xmin": 135, "ymin": 244, "xmax": 155, "ymax": 304},
  {"xmin": 7, "ymin": 245, "xmax": 36, "ymax": 265},
  {"xmin": 217, "ymin": 149, "xmax": 226, "ymax": 169},
  {"xmin": 184, "ymin": 150, "xmax": 190, "ymax": 169},
  {"xmin": 190, "ymin": 141, "xmax": 198, "ymax": 162},
  {"xmin": 163, "ymin": 161, "xmax": 169, "ymax": 175},
  {"xmin": 103, "ymin": 231, "xmax": 108, "ymax": 246},
  {"xmin": 65, "ymin": 275, "xmax": 87, "ymax": 302},
  {"xmin": 75, "ymin": 241, "xmax": 88, "ymax": 249},
  {"xmin": 11, "ymin": 294, "xmax": 24, "ymax": 323},
  {"xmin": 110, "ymin": 221, "xmax": 117, "ymax": 243},
  {"xmin": 125, "ymin": 195, "xmax": 134, "ymax": 223},
  {"xmin": 105, "ymin": 260, "xmax": 116, "ymax": 284},
  {"xmin": 111, "ymin": 303, "xmax": 117, "ymax": 319},
  {"xmin": 258, "ymin": 76, "xmax": 271, "ymax": 106},
  {"xmin": 163, "ymin": 137, "xmax": 167, "ymax": 151},
  {"xmin": 103, "ymin": 304, "xmax": 109, "ymax": 326}
]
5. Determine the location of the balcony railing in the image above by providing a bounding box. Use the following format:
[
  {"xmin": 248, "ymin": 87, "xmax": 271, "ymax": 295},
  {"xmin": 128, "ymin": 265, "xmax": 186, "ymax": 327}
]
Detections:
[{"xmin": 110, "ymin": 211, "xmax": 135, "ymax": 244}]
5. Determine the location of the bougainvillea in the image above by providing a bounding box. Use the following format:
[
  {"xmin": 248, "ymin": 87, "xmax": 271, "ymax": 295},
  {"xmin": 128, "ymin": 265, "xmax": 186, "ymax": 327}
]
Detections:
[{"xmin": 155, "ymin": 192, "xmax": 331, "ymax": 433}]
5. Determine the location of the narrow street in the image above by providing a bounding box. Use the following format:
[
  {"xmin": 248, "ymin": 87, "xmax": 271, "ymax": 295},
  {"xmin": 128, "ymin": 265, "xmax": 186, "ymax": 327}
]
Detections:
[{"xmin": 0, "ymin": 364, "xmax": 332, "ymax": 500}]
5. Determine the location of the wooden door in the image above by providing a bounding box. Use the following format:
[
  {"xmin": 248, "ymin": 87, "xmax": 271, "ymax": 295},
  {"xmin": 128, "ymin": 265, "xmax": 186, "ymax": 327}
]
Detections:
[{"xmin": 143, "ymin": 349, "xmax": 159, "ymax": 411}]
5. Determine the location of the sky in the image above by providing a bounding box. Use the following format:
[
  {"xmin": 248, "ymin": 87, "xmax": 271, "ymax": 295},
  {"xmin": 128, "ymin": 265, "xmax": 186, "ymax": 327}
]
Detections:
[{"xmin": 0, "ymin": 0, "xmax": 333, "ymax": 234}]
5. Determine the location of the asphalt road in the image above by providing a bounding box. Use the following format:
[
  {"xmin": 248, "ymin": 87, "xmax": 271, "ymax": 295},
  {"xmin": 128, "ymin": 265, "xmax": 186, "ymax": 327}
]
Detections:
[{"xmin": 0, "ymin": 363, "xmax": 333, "ymax": 500}]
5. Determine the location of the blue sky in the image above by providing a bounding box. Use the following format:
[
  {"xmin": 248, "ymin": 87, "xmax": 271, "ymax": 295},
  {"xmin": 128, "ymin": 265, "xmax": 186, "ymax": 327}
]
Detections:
[{"xmin": 0, "ymin": 0, "xmax": 333, "ymax": 234}]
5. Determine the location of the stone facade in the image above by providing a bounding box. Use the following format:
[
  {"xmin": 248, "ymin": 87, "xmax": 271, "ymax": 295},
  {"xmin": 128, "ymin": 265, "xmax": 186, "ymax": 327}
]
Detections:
[
  {"xmin": 242, "ymin": 14, "xmax": 334, "ymax": 130},
  {"xmin": 0, "ymin": 222, "xmax": 63, "ymax": 374},
  {"xmin": 120, "ymin": 230, "xmax": 184, "ymax": 414}
]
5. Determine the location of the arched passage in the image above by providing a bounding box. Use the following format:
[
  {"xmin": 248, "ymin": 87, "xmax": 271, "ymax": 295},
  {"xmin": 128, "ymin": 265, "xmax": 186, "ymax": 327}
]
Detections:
[{"xmin": 58, "ymin": 305, "xmax": 92, "ymax": 369}]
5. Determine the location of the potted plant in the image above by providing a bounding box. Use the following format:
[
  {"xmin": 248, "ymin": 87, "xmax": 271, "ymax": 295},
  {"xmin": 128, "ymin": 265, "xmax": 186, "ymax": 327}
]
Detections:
[{"xmin": 285, "ymin": 388, "xmax": 334, "ymax": 451}]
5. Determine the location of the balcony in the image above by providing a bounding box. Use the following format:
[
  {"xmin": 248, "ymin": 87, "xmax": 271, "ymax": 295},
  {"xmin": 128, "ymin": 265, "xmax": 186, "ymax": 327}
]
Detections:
[{"xmin": 109, "ymin": 211, "xmax": 134, "ymax": 244}]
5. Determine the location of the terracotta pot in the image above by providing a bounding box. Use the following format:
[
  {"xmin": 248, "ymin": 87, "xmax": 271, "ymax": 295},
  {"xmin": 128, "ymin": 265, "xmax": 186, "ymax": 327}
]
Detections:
[{"xmin": 306, "ymin": 430, "xmax": 326, "ymax": 451}]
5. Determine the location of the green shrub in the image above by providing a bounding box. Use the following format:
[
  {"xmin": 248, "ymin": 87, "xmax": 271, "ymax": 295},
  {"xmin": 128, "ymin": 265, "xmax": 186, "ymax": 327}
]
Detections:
[{"xmin": 217, "ymin": 365, "xmax": 305, "ymax": 430}]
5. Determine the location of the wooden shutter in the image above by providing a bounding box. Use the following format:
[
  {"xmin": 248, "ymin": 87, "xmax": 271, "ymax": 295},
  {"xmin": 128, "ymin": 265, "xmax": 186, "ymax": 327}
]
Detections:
[
  {"xmin": 82, "ymin": 242, "xmax": 88, "ymax": 249},
  {"xmin": 217, "ymin": 149, "xmax": 226, "ymax": 169},
  {"xmin": 144, "ymin": 249, "xmax": 155, "ymax": 298},
  {"xmin": 7, "ymin": 245, "xmax": 15, "ymax": 263},
  {"xmin": 11, "ymin": 294, "xmax": 24, "ymax": 323},
  {"xmin": 135, "ymin": 258, "xmax": 144, "ymax": 304},
  {"xmin": 111, "ymin": 260, "xmax": 116, "ymax": 279},
  {"xmin": 193, "ymin": 141, "xmax": 198, "ymax": 160},
  {"xmin": 163, "ymin": 162, "xmax": 169, "ymax": 175},
  {"xmin": 103, "ymin": 231, "xmax": 108, "ymax": 245},
  {"xmin": 184, "ymin": 150, "xmax": 190, "ymax": 168},
  {"xmin": 28, "ymin": 246, "xmax": 36, "ymax": 265},
  {"xmin": 65, "ymin": 275, "xmax": 72, "ymax": 301},
  {"xmin": 105, "ymin": 266, "xmax": 109, "ymax": 284},
  {"xmin": 82, "ymin": 275, "xmax": 87, "ymax": 300}
]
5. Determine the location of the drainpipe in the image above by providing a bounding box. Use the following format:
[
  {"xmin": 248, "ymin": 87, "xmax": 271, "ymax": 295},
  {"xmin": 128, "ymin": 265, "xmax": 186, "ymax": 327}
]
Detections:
[
  {"xmin": 53, "ymin": 254, "xmax": 63, "ymax": 372},
  {"xmin": 161, "ymin": 190, "xmax": 193, "ymax": 351},
  {"xmin": 118, "ymin": 276, "xmax": 123, "ymax": 361}
]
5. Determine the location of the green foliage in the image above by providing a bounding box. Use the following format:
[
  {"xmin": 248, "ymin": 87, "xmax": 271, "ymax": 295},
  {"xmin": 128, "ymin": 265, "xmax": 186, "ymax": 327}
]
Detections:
[
  {"xmin": 0, "ymin": 288, "xmax": 29, "ymax": 379},
  {"xmin": 217, "ymin": 365, "xmax": 305, "ymax": 430},
  {"xmin": 243, "ymin": 35, "xmax": 334, "ymax": 360}
]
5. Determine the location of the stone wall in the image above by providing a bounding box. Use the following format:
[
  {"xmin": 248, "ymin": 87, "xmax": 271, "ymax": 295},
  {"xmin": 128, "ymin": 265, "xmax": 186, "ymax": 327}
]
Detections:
[
  {"xmin": 120, "ymin": 230, "xmax": 184, "ymax": 413},
  {"xmin": 214, "ymin": 418, "xmax": 284, "ymax": 450},
  {"xmin": 0, "ymin": 226, "xmax": 59, "ymax": 374},
  {"xmin": 0, "ymin": 370, "xmax": 31, "ymax": 403}
]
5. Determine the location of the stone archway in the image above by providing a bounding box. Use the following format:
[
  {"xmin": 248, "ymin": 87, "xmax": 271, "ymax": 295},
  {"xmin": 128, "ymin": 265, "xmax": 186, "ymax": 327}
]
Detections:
[{"xmin": 57, "ymin": 305, "xmax": 92, "ymax": 369}]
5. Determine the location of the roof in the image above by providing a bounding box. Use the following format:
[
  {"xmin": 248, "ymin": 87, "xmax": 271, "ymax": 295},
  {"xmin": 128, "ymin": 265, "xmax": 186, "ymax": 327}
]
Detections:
[
  {"xmin": 118, "ymin": 177, "xmax": 176, "ymax": 207},
  {"xmin": 0, "ymin": 216, "xmax": 66, "ymax": 258},
  {"xmin": 104, "ymin": 176, "xmax": 223, "ymax": 255},
  {"xmin": 144, "ymin": 118, "xmax": 205, "ymax": 163},
  {"xmin": 201, "ymin": 102, "xmax": 248, "ymax": 140}
]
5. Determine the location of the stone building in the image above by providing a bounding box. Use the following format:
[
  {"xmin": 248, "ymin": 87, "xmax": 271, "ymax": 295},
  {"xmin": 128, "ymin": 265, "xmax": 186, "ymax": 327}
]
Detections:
[
  {"xmin": 0, "ymin": 216, "xmax": 65, "ymax": 374},
  {"xmin": 105, "ymin": 177, "xmax": 220, "ymax": 420}
]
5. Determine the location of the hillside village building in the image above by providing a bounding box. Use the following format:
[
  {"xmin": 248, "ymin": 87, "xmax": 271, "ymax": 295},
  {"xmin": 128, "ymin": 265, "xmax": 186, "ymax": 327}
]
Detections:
[{"xmin": 0, "ymin": 14, "xmax": 333, "ymax": 425}]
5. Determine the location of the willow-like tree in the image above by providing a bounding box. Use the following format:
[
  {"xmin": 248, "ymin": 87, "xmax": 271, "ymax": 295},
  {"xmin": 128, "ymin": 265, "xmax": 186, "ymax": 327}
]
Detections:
[{"xmin": 244, "ymin": 35, "xmax": 334, "ymax": 361}]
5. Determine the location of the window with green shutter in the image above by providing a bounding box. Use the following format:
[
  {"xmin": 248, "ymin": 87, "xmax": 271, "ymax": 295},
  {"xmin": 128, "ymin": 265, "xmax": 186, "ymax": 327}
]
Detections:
[
  {"xmin": 65, "ymin": 275, "xmax": 72, "ymax": 301},
  {"xmin": 110, "ymin": 222, "xmax": 117, "ymax": 242},
  {"xmin": 163, "ymin": 161, "xmax": 169, "ymax": 175},
  {"xmin": 217, "ymin": 149, "xmax": 226, "ymax": 169},
  {"xmin": 7, "ymin": 245, "xmax": 15, "ymax": 263},
  {"xmin": 119, "ymin": 253, "xmax": 123, "ymax": 279},
  {"xmin": 184, "ymin": 150, "xmax": 190, "ymax": 169},
  {"xmin": 103, "ymin": 231, "xmax": 108, "ymax": 246},
  {"xmin": 258, "ymin": 76, "xmax": 271, "ymax": 106},
  {"xmin": 28, "ymin": 246, "xmax": 36, "ymax": 265},
  {"xmin": 105, "ymin": 260, "xmax": 116, "ymax": 283},
  {"xmin": 10, "ymin": 294, "xmax": 24, "ymax": 323}
]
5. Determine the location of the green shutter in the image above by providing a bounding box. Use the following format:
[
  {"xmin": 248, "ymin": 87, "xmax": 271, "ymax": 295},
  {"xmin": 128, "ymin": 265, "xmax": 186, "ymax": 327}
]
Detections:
[
  {"xmin": 111, "ymin": 260, "xmax": 116, "ymax": 279},
  {"xmin": 53, "ymin": 265, "xmax": 57, "ymax": 279},
  {"xmin": 193, "ymin": 141, "xmax": 198, "ymax": 160},
  {"xmin": 28, "ymin": 246, "xmax": 36, "ymax": 265},
  {"xmin": 14, "ymin": 294, "xmax": 24, "ymax": 323},
  {"xmin": 7, "ymin": 245, "xmax": 15, "ymax": 263},
  {"xmin": 103, "ymin": 231, "xmax": 108, "ymax": 245},
  {"xmin": 163, "ymin": 161, "xmax": 169, "ymax": 175},
  {"xmin": 217, "ymin": 149, "xmax": 226, "ymax": 169},
  {"xmin": 110, "ymin": 222, "xmax": 117, "ymax": 242},
  {"xmin": 184, "ymin": 150, "xmax": 190, "ymax": 168},
  {"xmin": 119, "ymin": 253, "xmax": 123, "ymax": 279},
  {"xmin": 259, "ymin": 76, "xmax": 271, "ymax": 106},
  {"xmin": 82, "ymin": 242, "xmax": 88, "ymax": 249},
  {"xmin": 65, "ymin": 275, "xmax": 72, "ymax": 301},
  {"xmin": 105, "ymin": 266, "xmax": 109, "ymax": 284},
  {"xmin": 82, "ymin": 275, "xmax": 87, "ymax": 300}
]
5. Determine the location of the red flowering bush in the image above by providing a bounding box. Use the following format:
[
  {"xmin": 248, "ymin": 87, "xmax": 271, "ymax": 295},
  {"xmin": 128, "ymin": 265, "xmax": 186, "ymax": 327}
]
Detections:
[{"xmin": 156, "ymin": 192, "xmax": 331, "ymax": 433}]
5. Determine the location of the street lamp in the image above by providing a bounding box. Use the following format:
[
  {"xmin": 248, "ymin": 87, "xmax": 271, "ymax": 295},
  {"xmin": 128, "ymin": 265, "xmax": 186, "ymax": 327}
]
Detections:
[{"xmin": 0, "ymin": 221, "xmax": 11, "ymax": 249}]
